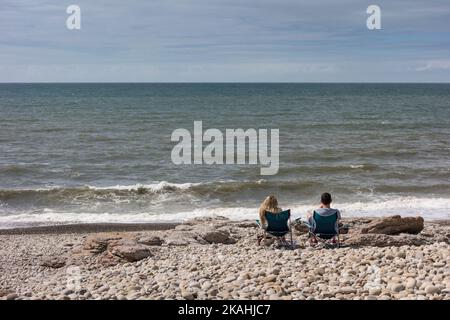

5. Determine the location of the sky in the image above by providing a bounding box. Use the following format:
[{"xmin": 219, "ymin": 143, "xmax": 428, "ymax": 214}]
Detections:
[{"xmin": 1, "ymin": 0, "xmax": 449, "ymax": 82}]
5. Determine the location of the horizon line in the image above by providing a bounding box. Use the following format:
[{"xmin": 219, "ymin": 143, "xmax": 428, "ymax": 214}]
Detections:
[{"xmin": 1, "ymin": 81, "xmax": 450, "ymax": 84}]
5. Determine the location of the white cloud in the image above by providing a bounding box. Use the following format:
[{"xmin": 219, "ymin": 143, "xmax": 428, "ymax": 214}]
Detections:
[{"xmin": 416, "ymin": 60, "xmax": 450, "ymax": 72}]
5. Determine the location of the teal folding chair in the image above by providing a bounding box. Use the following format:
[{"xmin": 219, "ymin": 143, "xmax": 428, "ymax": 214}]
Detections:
[
  {"xmin": 256, "ymin": 209, "xmax": 293, "ymax": 249},
  {"xmin": 299, "ymin": 211, "xmax": 341, "ymax": 248}
]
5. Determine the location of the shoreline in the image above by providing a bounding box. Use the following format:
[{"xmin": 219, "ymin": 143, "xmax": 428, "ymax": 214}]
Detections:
[
  {"xmin": 0, "ymin": 217, "xmax": 448, "ymax": 235},
  {"xmin": 0, "ymin": 222, "xmax": 179, "ymax": 235}
]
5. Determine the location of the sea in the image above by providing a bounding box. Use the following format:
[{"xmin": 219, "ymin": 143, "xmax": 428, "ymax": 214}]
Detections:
[{"xmin": 0, "ymin": 83, "xmax": 449, "ymax": 228}]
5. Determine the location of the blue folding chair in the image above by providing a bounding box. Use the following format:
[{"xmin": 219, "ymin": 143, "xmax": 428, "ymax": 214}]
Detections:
[{"xmin": 256, "ymin": 209, "xmax": 293, "ymax": 248}]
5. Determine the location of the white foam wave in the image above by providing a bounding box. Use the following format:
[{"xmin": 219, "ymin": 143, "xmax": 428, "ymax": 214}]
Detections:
[
  {"xmin": 86, "ymin": 181, "xmax": 200, "ymax": 192},
  {"xmin": 0, "ymin": 196, "xmax": 449, "ymax": 229}
]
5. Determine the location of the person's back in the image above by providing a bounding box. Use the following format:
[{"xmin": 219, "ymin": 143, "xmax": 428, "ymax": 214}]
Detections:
[
  {"xmin": 308, "ymin": 192, "xmax": 341, "ymax": 233},
  {"xmin": 259, "ymin": 195, "xmax": 282, "ymax": 229}
]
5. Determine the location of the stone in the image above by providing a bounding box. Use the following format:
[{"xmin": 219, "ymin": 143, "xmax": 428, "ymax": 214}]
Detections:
[
  {"xmin": 263, "ymin": 275, "xmax": 277, "ymax": 283},
  {"xmin": 137, "ymin": 236, "xmax": 163, "ymax": 246},
  {"xmin": 368, "ymin": 288, "xmax": 382, "ymax": 296},
  {"xmin": 165, "ymin": 231, "xmax": 204, "ymax": 246},
  {"xmin": 208, "ymin": 288, "xmax": 219, "ymax": 296},
  {"xmin": 223, "ymin": 276, "xmax": 237, "ymax": 283},
  {"xmin": 293, "ymin": 222, "xmax": 309, "ymax": 234},
  {"xmin": 405, "ymin": 278, "xmax": 417, "ymax": 289},
  {"xmin": 63, "ymin": 289, "xmax": 74, "ymax": 296},
  {"xmin": 425, "ymin": 285, "xmax": 441, "ymax": 295},
  {"xmin": 315, "ymin": 267, "xmax": 325, "ymax": 276},
  {"xmin": 195, "ymin": 226, "xmax": 236, "ymax": 244},
  {"xmin": 83, "ymin": 233, "xmax": 123, "ymax": 253},
  {"xmin": 390, "ymin": 283, "xmax": 405, "ymax": 293},
  {"xmin": 109, "ymin": 244, "xmax": 152, "ymax": 262},
  {"xmin": 0, "ymin": 289, "xmax": 15, "ymax": 297},
  {"xmin": 360, "ymin": 215, "xmax": 424, "ymax": 235},
  {"xmin": 233, "ymin": 220, "xmax": 258, "ymax": 228},
  {"xmin": 6, "ymin": 293, "xmax": 18, "ymax": 300},
  {"xmin": 338, "ymin": 287, "xmax": 357, "ymax": 294},
  {"xmin": 201, "ymin": 281, "xmax": 212, "ymax": 290},
  {"xmin": 41, "ymin": 256, "xmax": 66, "ymax": 269},
  {"xmin": 182, "ymin": 291, "xmax": 195, "ymax": 300}
]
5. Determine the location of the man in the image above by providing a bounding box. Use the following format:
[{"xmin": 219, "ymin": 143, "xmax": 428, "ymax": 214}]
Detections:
[{"xmin": 307, "ymin": 192, "xmax": 341, "ymax": 234}]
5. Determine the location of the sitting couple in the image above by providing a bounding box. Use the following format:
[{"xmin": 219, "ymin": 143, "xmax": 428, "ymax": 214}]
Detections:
[{"xmin": 258, "ymin": 192, "xmax": 342, "ymax": 247}]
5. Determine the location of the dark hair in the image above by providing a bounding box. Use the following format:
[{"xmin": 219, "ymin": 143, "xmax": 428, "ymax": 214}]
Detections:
[{"xmin": 321, "ymin": 192, "xmax": 332, "ymax": 205}]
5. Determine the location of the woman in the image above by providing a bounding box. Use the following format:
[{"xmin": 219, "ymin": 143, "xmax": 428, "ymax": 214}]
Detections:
[{"xmin": 258, "ymin": 194, "xmax": 283, "ymax": 229}]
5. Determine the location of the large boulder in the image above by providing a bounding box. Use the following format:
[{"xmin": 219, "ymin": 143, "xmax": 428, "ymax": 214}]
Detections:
[
  {"xmin": 109, "ymin": 243, "xmax": 153, "ymax": 262},
  {"xmin": 194, "ymin": 226, "xmax": 236, "ymax": 244},
  {"xmin": 360, "ymin": 215, "xmax": 424, "ymax": 235},
  {"xmin": 346, "ymin": 233, "xmax": 428, "ymax": 247}
]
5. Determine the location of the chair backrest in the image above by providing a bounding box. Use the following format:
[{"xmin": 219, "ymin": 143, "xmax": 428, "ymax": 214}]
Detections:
[
  {"xmin": 313, "ymin": 211, "xmax": 338, "ymax": 235},
  {"xmin": 265, "ymin": 209, "xmax": 291, "ymax": 232}
]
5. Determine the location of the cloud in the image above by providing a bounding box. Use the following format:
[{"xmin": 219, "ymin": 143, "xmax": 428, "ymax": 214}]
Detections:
[
  {"xmin": 416, "ymin": 60, "xmax": 450, "ymax": 71},
  {"xmin": 0, "ymin": 0, "xmax": 449, "ymax": 82}
]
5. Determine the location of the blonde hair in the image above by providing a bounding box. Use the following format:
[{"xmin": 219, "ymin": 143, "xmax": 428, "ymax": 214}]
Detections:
[{"xmin": 259, "ymin": 195, "xmax": 282, "ymax": 226}]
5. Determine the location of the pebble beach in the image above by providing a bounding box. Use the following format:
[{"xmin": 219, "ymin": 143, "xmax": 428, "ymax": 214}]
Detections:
[{"xmin": 0, "ymin": 217, "xmax": 449, "ymax": 300}]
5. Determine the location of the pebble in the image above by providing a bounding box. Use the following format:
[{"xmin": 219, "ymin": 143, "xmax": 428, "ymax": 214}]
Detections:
[
  {"xmin": 6, "ymin": 293, "xmax": 18, "ymax": 300},
  {"xmin": 425, "ymin": 285, "xmax": 441, "ymax": 295},
  {"xmin": 390, "ymin": 284, "xmax": 405, "ymax": 293},
  {"xmin": 405, "ymin": 278, "xmax": 416, "ymax": 289},
  {"xmin": 338, "ymin": 287, "xmax": 357, "ymax": 294},
  {"xmin": 368, "ymin": 288, "xmax": 382, "ymax": 296}
]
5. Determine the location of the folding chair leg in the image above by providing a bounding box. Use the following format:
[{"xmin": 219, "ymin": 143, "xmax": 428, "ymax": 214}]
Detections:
[{"xmin": 289, "ymin": 230, "xmax": 294, "ymax": 249}]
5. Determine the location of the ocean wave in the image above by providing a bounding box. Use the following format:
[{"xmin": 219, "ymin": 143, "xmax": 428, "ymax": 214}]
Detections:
[
  {"xmin": 0, "ymin": 180, "xmax": 321, "ymax": 204},
  {"xmin": 0, "ymin": 196, "xmax": 448, "ymax": 229}
]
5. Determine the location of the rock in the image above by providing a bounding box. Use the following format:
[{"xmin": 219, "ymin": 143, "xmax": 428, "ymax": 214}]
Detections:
[
  {"xmin": 405, "ymin": 278, "xmax": 417, "ymax": 289},
  {"xmin": 315, "ymin": 267, "xmax": 325, "ymax": 276},
  {"xmin": 208, "ymin": 288, "xmax": 219, "ymax": 297},
  {"xmin": 425, "ymin": 285, "xmax": 441, "ymax": 295},
  {"xmin": 338, "ymin": 287, "xmax": 357, "ymax": 294},
  {"xmin": 6, "ymin": 293, "xmax": 18, "ymax": 300},
  {"xmin": 109, "ymin": 244, "xmax": 152, "ymax": 262},
  {"xmin": 233, "ymin": 220, "xmax": 257, "ymax": 228},
  {"xmin": 293, "ymin": 223, "xmax": 309, "ymax": 234},
  {"xmin": 390, "ymin": 283, "xmax": 405, "ymax": 293},
  {"xmin": 368, "ymin": 288, "xmax": 382, "ymax": 296},
  {"xmin": 165, "ymin": 231, "xmax": 204, "ymax": 246},
  {"xmin": 201, "ymin": 281, "xmax": 212, "ymax": 290},
  {"xmin": 223, "ymin": 276, "xmax": 237, "ymax": 283},
  {"xmin": 98, "ymin": 252, "xmax": 122, "ymax": 266},
  {"xmin": 136, "ymin": 236, "xmax": 163, "ymax": 246},
  {"xmin": 182, "ymin": 291, "xmax": 195, "ymax": 300},
  {"xmin": 0, "ymin": 289, "xmax": 15, "ymax": 297},
  {"xmin": 41, "ymin": 256, "xmax": 66, "ymax": 268},
  {"xmin": 83, "ymin": 234, "xmax": 123, "ymax": 253},
  {"xmin": 63, "ymin": 289, "xmax": 74, "ymax": 296},
  {"xmin": 360, "ymin": 215, "xmax": 424, "ymax": 235},
  {"xmin": 433, "ymin": 262, "xmax": 445, "ymax": 267},
  {"xmin": 346, "ymin": 234, "xmax": 427, "ymax": 247},
  {"xmin": 195, "ymin": 226, "xmax": 236, "ymax": 244}
]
